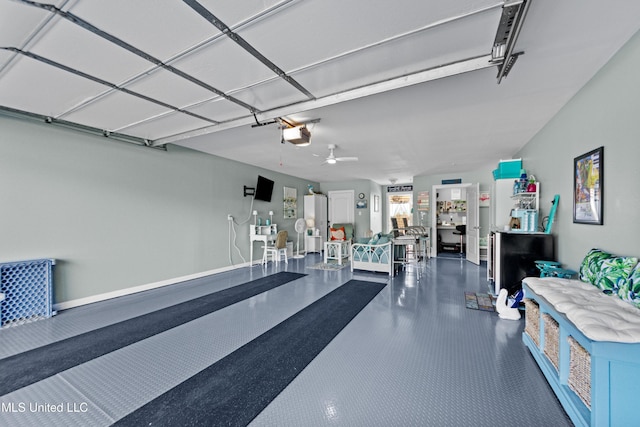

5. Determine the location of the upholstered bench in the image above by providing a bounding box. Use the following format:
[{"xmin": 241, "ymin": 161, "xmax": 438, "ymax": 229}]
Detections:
[{"xmin": 522, "ymin": 249, "xmax": 640, "ymax": 427}]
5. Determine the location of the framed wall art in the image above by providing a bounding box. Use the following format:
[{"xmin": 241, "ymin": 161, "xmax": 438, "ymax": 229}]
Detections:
[
  {"xmin": 479, "ymin": 190, "xmax": 490, "ymax": 208},
  {"xmin": 417, "ymin": 191, "xmax": 429, "ymax": 211},
  {"xmin": 283, "ymin": 186, "xmax": 297, "ymax": 219},
  {"xmin": 573, "ymin": 146, "xmax": 603, "ymax": 225}
]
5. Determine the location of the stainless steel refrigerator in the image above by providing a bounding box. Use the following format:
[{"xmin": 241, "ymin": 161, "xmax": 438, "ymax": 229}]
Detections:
[{"xmin": 488, "ymin": 231, "xmax": 555, "ymax": 295}]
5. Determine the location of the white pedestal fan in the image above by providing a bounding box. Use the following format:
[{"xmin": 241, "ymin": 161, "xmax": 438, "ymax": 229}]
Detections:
[{"xmin": 293, "ymin": 218, "xmax": 306, "ymax": 258}]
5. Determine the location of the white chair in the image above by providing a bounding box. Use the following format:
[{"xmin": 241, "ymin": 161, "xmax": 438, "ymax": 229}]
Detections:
[{"xmin": 262, "ymin": 230, "xmax": 288, "ymax": 265}]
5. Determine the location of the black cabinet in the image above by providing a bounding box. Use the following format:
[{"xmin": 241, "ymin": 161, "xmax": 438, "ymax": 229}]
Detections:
[{"xmin": 488, "ymin": 231, "xmax": 555, "ymax": 295}]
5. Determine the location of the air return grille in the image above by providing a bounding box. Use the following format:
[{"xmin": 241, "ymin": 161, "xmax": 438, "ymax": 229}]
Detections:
[{"xmin": 0, "ymin": 259, "xmax": 55, "ymax": 327}]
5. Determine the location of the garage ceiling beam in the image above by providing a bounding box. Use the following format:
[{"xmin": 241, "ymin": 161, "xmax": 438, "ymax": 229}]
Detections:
[
  {"xmin": 154, "ymin": 54, "xmax": 499, "ymax": 146},
  {"xmin": 1, "ymin": 47, "xmax": 219, "ymax": 125},
  {"xmin": 18, "ymin": 0, "xmax": 260, "ymax": 113},
  {"xmin": 183, "ymin": 0, "xmax": 316, "ymax": 100}
]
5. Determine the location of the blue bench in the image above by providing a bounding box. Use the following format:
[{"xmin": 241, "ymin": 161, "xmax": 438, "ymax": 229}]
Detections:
[{"xmin": 523, "ymin": 268, "xmax": 640, "ymax": 427}]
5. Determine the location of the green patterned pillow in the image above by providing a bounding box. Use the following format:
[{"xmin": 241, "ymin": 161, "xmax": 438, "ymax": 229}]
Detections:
[
  {"xmin": 579, "ymin": 248, "xmax": 613, "ymax": 285},
  {"xmin": 595, "ymin": 256, "xmax": 638, "ymax": 294},
  {"xmin": 618, "ymin": 264, "xmax": 640, "ymax": 308}
]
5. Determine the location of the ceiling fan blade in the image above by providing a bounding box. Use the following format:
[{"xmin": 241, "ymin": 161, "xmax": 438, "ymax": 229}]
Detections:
[{"xmin": 336, "ymin": 156, "xmax": 358, "ymax": 162}]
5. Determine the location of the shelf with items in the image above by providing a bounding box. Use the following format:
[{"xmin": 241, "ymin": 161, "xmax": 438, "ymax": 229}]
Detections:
[
  {"xmin": 479, "ymin": 235, "xmax": 488, "ymax": 261},
  {"xmin": 250, "ymin": 224, "xmax": 277, "ymax": 236},
  {"xmin": 436, "ymin": 200, "xmax": 467, "ymax": 213},
  {"xmin": 507, "ymin": 182, "xmax": 540, "ymax": 232},
  {"xmin": 510, "ymin": 182, "xmax": 539, "ymax": 211}
]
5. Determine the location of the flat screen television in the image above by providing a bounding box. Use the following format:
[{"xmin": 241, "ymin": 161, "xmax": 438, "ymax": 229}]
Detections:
[{"xmin": 254, "ymin": 175, "xmax": 274, "ymax": 202}]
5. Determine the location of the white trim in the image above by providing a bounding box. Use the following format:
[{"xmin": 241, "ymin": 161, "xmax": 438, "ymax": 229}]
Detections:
[{"xmin": 53, "ymin": 262, "xmax": 250, "ymax": 311}]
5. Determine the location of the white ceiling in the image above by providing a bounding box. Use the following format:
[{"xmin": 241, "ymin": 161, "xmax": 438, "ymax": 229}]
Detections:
[{"xmin": 2, "ymin": 0, "xmax": 640, "ymax": 185}]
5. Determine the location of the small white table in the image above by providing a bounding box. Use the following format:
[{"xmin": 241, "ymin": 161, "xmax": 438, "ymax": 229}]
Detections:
[
  {"xmin": 305, "ymin": 235, "xmax": 323, "ymax": 253},
  {"xmin": 324, "ymin": 240, "xmax": 351, "ymax": 265}
]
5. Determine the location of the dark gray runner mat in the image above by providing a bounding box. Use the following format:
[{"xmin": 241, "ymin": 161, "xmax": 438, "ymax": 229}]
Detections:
[
  {"xmin": 0, "ymin": 272, "xmax": 305, "ymax": 396},
  {"xmin": 114, "ymin": 279, "xmax": 386, "ymax": 427}
]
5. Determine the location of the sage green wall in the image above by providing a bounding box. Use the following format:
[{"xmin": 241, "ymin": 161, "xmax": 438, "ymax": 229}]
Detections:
[
  {"xmin": 323, "ymin": 175, "xmax": 492, "ymax": 239},
  {"xmin": 0, "ymin": 115, "xmax": 316, "ymax": 304},
  {"xmin": 4, "ymin": 29, "xmax": 639, "ymax": 305},
  {"xmin": 515, "ymin": 29, "xmax": 640, "ymax": 270},
  {"xmin": 319, "ymin": 179, "xmax": 379, "ymax": 238}
]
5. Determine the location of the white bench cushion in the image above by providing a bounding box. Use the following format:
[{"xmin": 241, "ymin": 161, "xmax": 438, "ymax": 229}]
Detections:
[{"xmin": 524, "ymin": 277, "xmax": 640, "ymax": 343}]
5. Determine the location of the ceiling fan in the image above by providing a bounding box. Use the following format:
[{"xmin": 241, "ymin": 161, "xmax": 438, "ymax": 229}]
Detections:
[{"xmin": 320, "ymin": 144, "xmax": 358, "ymax": 165}]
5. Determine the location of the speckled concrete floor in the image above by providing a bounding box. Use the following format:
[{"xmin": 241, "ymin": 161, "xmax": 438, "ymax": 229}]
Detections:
[{"xmin": 0, "ymin": 255, "xmax": 572, "ymax": 426}]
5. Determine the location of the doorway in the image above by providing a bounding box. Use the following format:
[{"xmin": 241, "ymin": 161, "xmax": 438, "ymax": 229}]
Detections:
[
  {"xmin": 430, "ymin": 183, "xmax": 480, "ymax": 264},
  {"xmin": 327, "ymin": 190, "xmax": 354, "ymax": 226},
  {"xmin": 387, "ymin": 192, "xmax": 413, "ymax": 233}
]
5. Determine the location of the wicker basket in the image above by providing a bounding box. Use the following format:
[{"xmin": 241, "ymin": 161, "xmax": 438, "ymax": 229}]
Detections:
[
  {"xmin": 543, "ymin": 314, "xmax": 559, "ymax": 371},
  {"xmin": 568, "ymin": 336, "xmax": 591, "ymax": 408},
  {"xmin": 524, "ymin": 299, "xmax": 540, "ymax": 347}
]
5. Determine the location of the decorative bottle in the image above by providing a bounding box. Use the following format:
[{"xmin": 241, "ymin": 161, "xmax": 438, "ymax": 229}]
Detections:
[{"xmin": 519, "ymin": 169, "xmax": 528, "ymax": 193}]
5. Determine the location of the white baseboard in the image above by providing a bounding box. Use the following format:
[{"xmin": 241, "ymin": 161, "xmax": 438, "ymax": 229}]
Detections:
[{"xmin": 53, "ymin": 262, "xmax": 252, "ymax": 311}]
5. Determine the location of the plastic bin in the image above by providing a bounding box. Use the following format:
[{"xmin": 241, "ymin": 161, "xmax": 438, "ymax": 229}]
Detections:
[{"xmin": 497, "ymin": 159, "xmax": 522, "ymax": 179}]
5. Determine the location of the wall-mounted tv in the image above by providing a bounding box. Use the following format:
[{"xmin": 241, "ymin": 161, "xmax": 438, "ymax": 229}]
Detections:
[{"xmin": 254, "ymin": 175, "xmax": 274, "ymax": 202}]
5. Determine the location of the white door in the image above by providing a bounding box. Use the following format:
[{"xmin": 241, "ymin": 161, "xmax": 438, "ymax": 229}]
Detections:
[
  {"xmin": 466, "ymin": 183, "xmax": 480, "ymax": 265},
  {"xmin": 370, "ymin": 193, "xmax": 383, "ymax": 234},
  {"xmin": 431, "ymin": 183, "xmax": 479, "ymax": 259},
  {"xmin": 328, "ymin": 190, "xmax": 354, "ymax": 226}
]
